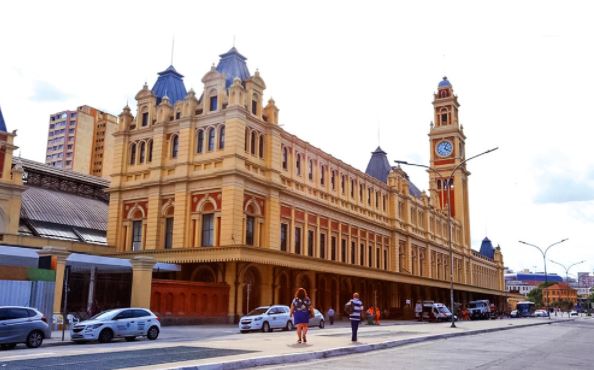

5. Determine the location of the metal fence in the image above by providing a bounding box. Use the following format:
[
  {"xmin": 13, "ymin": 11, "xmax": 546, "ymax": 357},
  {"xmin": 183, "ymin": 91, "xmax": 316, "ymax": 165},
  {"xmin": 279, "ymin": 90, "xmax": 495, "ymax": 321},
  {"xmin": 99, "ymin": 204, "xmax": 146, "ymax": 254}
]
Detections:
[{"xmin": 0, "ymin": 280, "xmax": 55, "ymax": 319}]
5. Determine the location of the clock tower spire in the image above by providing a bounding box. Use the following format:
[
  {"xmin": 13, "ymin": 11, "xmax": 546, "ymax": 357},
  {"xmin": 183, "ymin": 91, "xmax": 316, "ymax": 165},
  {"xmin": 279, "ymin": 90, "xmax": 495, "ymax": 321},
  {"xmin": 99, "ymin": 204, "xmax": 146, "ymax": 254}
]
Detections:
[{"xmin": 429, "ymin": 77, "xmax": 471, "ymax": 248}]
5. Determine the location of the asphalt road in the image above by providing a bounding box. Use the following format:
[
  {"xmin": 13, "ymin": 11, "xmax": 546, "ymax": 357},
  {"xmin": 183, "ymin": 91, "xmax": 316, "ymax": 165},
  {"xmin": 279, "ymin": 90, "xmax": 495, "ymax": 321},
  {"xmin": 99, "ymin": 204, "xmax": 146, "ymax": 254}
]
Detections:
[{"xmin": 264, "ymin": 318, "xmax": 594, "ymax": 370}]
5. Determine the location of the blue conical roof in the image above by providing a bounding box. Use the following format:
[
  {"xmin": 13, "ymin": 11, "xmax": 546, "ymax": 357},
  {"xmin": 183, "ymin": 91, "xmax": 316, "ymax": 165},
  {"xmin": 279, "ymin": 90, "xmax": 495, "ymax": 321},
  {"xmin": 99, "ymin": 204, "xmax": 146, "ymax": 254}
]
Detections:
[
  {"xmin": 479, "ymin": 237, "xmax": 495, "ymax": 259},
  {"xmin": 438, "ymin": 76, "xmax": 452, "ymax": 88},
  {"xmin": 365, "ymin": 147, "xmax": 391, "ymax": 183},
  {"xmin": 0, "ymin": 105, "xmax": 7, "ymax": 132},
  {"xmin": 151, "ymin": 65, "xmax": 187, "ymax": 105},
  {"xmin": 216, "ymin": 47, "xmax": 251, "ymax": 88}
]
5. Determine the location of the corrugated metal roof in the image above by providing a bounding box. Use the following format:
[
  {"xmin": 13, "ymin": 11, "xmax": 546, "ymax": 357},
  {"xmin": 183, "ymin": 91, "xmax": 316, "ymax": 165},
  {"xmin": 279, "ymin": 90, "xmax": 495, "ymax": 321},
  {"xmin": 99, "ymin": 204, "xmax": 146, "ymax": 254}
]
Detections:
[
  {"xmin": 21, "ymin": 186, "xmax": 107, "ymax": 231},
  {"xmin": 0, "ymin": 105, "xmax": 7, "ymax": 132},
  {"xmin": 18, "ymin": 158, "xmax": 109, "ymax": 188},
  {"xmin": 216, "ymin": 47, "xmax": 251, "ymax": 88},
  {"xmin": 151, "ymin": 65, "xmax": 187, "ymax": 105}
]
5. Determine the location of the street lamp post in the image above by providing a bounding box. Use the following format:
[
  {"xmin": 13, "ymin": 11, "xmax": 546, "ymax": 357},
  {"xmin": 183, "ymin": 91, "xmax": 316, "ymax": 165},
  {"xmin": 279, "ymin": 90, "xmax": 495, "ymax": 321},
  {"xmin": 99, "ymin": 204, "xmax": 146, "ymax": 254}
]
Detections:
[
  {"xmin": 518, "ymin": 239, "xmax": 569, "ymax": 319},
  {"xmin": 549, "ymin": 259, "xmax": 585, "ymax": 283},
  {"xmin": 395, "ymin": 147, "xmax": 498, "ymax": 328}
]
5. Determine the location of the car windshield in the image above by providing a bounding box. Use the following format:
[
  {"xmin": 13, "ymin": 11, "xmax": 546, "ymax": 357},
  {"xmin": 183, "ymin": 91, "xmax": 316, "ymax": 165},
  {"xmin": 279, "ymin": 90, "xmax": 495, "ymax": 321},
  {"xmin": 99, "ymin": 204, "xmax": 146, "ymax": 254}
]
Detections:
[
  {"xmin": 89, "ymin": 310, "xmax": 118, "ymax": 321},
  {"xmin": 247, "ymin": 307, "xmax": 268, "ymax": 316},
  {"xmin": 468, "ymin": 302, "xmax": 484, "ymax": 309},
  {"xmin": 437, "ymin": 306, "xmax": 451, "ymax": 314}
]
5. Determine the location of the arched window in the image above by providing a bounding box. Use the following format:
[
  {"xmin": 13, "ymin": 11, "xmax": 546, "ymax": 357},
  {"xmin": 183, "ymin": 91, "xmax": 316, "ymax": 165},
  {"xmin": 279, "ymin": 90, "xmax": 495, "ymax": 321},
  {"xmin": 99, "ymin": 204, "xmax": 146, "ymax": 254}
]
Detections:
[
  {"xmin": 250, "ymin": 131, "xmax": 256, "ymax": 155},
  {"xmin": 130, "ymin": 143, "xmax": 137, "ymax": 165},
  {"xmin": 197, "ymin": 129, "xmax": 204, "ymax": 153},
  {"xmin": 296, "ymin": 153, "xmax": 301, "ymax": 176},
  {"xmin": 258, "ymin": 134, "xmax": 264, "ymax": 158},
  {"xmin": 440, "ymin": 108, "xmax": 448, "ymax": 125},
  {"xmin": 139, "ymin": 141, "xmax": 146, "ymax": 164},
  {"xmin": 171, "ymin": 135, "xmax": 179, "ymax": 158},
  {"xmin": 219, "ymin": 125, "xmax": 225, "ymax": 149},
  {"xmin": 282, "ymin": 147, "xmax": 288, "ymax": 170},
  {"xmin": 208, "ymin": 127, "xmax": 215, "ymax": 151},
  {"xmin": 147, "ymin": 140, "xmax": 153, "ymax": 162}
]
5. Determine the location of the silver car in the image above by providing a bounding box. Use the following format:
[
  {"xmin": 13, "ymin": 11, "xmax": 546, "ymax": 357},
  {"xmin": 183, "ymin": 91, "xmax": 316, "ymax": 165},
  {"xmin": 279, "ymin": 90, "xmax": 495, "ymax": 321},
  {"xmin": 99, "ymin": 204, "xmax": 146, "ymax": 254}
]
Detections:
[
  {"xmin": 70, "ymin": 308, "xmax": 160, "ymax": 343},
  {"xmin": 308, "ymin": 309, "xmax": 325, "ymax": 328},
  {"xmin": 239, "ymin": 305, "xmax": 293, "ymax": 333},
  {"xmin": 0, "ymin": 306, "xmax": 51, "ymax": 349}
]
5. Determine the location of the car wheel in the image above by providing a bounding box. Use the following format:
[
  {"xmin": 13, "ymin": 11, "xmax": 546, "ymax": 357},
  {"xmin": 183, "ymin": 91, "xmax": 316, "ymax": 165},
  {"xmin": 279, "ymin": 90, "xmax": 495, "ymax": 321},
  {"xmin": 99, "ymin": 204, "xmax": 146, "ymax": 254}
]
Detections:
[
  {"xmin": 286, "ymin": 320, "xmax": 294, "ymax": 331},
  {"xmin": 26, "ymin": 330, "xmax": 44, "ymax": 348},
  {"xmin": 147, "ymin": 326, "xmax": 159, "ymax": 340},
  {"xmin": 262, "ymin": 322, "xmax": 271, "ymax": 333},
  {"xmin": 319, "ymin": 320, "xmax": 325, "ymax": 329},
  {"xmin": 98, "ymin": 329, "xmax": 114, "ymax": 343},
  {"xmin": 125, "ymin": 336, "xmax": 136, "ymax": 342},
  {"xmin": 1, "ymin": 343, "xmax": 17, "ymax": 350}
]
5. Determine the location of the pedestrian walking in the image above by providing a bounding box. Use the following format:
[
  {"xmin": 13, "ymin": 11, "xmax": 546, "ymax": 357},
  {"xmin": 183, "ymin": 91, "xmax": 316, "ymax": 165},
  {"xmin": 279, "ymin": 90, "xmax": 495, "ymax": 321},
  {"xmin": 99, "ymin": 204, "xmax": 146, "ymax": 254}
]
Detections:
[
  {"xmin": 290, "ymin": 287, "xmax": 312, "ymax": 344},
  {"xmin": 345, "ymin": 292, "xmax": 364, "ymax": 342},
  {"xmin": 367, "ymin": 306, "xmax": 375, "ymax": 325},
  {"xmin": 374, "ymin": 306, "xmax": 381, "ymax": 325},
  {"xmin": 327, "ymin": 307, "xmax": 335, "ymax": 325}
]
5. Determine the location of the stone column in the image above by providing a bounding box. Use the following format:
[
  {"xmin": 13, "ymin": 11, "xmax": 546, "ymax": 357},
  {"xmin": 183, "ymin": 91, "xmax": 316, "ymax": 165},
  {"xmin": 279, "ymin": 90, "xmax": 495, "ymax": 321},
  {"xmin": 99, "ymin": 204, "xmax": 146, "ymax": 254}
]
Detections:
[
  {"xmin": 130, "ymin": 256, "xmax": 156, "ymax": 308},
  {"xmin": 37, "ymin": 247, "xmax": 70, "ymax": 316}
]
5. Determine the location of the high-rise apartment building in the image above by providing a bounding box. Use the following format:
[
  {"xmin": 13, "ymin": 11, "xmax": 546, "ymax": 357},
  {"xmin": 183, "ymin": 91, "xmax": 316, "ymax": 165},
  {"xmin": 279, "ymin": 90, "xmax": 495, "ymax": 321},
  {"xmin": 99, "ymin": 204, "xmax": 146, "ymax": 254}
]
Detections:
[{"xmin": 45, "ymin": 105, "xmax": 117, "ymax": 178}]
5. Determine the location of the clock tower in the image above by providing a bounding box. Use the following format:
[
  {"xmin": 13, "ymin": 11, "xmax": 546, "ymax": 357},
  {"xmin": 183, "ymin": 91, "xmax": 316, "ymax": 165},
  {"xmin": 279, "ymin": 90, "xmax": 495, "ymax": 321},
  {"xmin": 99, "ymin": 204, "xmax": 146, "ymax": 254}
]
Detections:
[{"xmin": 429, "ymin": 77, "xmax": 471, "ymax": 248}]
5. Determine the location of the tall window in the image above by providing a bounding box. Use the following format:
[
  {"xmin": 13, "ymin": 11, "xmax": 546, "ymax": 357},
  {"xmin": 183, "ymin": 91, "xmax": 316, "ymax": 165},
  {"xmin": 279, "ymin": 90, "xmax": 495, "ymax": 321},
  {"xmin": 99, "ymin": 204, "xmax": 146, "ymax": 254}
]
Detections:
[
  {"xmin": 308, "ymin": 160, "xmax": 313, "ymax": 181},
  {"xmin": 219, "ymin": 125, "xmax": 225, "ymax": 149},
  {"xmin": 294, "ymin": 227, "xmax": 302, "ymax": 254},
  {"xmin": 320, "ymin": 233, "xmax": 326, "ymax": 259},
  {"xmin": 171, "ymin": 135, "xmax": 179, "ymax": 158},
  {"xmin": 132, "ymin": 220, "xmax": 142, "ymax": 251},
  {"xmin": 368, "ymin": 246, "xmax": 373, "ymax": 267},
  {"xmin": 210, "ymin": 96, "xmax": 218, "ymax": 112},
  {"xmin": 307, "ymin": 230, "xmax": 314, "ymax": 256},
  {"xmin": 341, "ymin": 175, "xmax": 345, "ymax": 194},
  {"xmin": 246, "ymin": 216, "xmax": 255, "ymax": 246},
  {"xmin": 360, "ymin": 243, "xmax": 365, "ymax": 266},
  {"xmin": 197, "ymin": 129, "xmax": 204, "ymax": 153},
  {"xmin": 351, "ymin": 241, "xmax": 356, "ymax": 264},
  {"xmin": 280, "ymin": 223, "xmax": 288, "ymax": 252},
  {"xmin": 251, "ymin": 131, "xmax": 256, "ymax": 155},
  {"xmin": 208, "ymin": 128, "xmax": 215, "ymax": 151},
  {"xmin": 296, "ymin": 154, "xmax": 301, "ymax": 176},
  {"xmin": 320, "ymin": 165, "xmax": 325, "ymax": 185},
  {"xmin": 331, "ymin": 171, "xmax": 335, "ymax": 190},
  {"xmin": 359, "ymin": 184, "xmax": 363, "ymax": 201},
  {"xmin": 201, "ymin": 214, "xmax": 214, "ymax": 247},
  {"xmin": 142, "ymin": 112, "xmax": 148, "ymax": 127},
  {"xmin": 376, "ymin": 248, "xmax": 381, "ymax": 268},
  {"xmin": 130, "ymin": 143, "xmax": 136, "ymax": 165},
  {"xmin": 251, "ymin": 98, "xmax": 258, "ymax": 115},
  {"xmin": 259, "ymin": 135, "xmax": 264, "ymax": 158},
  {"xmin": 164, "ymin": 217, "xmax": 173, "ymax": 249},
  {"xmin": 331, "ymin": 236, "xmax": 337, "ymax": 261},
  {"xmin": 282, "ymin": 147, "xmax": 288, "ymax": 170},
  {"xmin": 351, "ymin": 179, "xmax": 355, "ymax": 198},
  {"xmin": 383, "ymin": 249, "xmax": 387, "ymax": 270},
  {"xmin": 147, "ymin": 140, "xmax": 153, "ymax": 162},
  {"xmin": 139, "ymin": 142, "xmax": 146, "ymax": 163},
  {"xmin": 341, "ymin": 239, "xmax": 346, "ymax": 263}
]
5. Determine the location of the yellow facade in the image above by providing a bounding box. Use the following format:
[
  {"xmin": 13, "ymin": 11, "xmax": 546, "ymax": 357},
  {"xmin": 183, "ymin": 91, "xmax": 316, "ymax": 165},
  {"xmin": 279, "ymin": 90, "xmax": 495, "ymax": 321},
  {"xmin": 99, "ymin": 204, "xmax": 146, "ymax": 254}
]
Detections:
[{"xmin": 106, "ymin": 48, "xmax": 505, "ymax": 321}]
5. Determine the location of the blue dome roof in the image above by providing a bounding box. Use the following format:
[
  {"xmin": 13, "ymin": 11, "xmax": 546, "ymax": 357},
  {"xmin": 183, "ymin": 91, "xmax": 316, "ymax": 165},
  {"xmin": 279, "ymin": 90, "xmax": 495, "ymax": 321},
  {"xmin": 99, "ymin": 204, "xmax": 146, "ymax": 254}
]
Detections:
[
  {"xmin": 479, "ymin": 237, "xmax": 495, "ymax": 259},
  {"xmin": 0, "ymin": 105, "xmax": 6, "ymax": 132},
  {"xmin": 438, "ymin": 76, "xmax": 452, "ymax": 88},
  {"xmin": 216, "ymin": 47, "xmax": 251, "ymax": 88},
  {"xmin": 151, "ymin": 65, "xmax": 187, "ymax": 105},
  {"xmin": 365, "ymin": 147, "xmax": 391, "ymax": 183}
]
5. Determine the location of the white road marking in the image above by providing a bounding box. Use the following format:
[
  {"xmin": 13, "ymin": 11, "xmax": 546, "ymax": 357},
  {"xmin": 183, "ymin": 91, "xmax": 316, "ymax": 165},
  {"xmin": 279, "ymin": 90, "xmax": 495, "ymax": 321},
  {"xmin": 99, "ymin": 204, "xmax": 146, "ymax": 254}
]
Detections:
[{"xmin": 0, "ymin": 352, "xmax": 57, "ymax": 361}]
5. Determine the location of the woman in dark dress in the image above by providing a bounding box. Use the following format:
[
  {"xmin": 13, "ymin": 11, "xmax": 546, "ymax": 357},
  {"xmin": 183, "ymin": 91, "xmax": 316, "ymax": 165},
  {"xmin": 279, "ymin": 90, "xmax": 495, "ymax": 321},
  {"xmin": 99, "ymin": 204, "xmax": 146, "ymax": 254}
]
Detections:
[{"xmin": 290, "ymin": 287, "xmax": 311, "ymax": 343}]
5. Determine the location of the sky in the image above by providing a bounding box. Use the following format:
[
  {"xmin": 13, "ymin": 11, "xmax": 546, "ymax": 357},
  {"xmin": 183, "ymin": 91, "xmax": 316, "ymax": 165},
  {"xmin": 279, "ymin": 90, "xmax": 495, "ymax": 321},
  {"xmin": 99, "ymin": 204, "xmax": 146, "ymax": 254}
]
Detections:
[{"xmin": 1, "ymin": 0, "xmax": 593, "ymax": 278}]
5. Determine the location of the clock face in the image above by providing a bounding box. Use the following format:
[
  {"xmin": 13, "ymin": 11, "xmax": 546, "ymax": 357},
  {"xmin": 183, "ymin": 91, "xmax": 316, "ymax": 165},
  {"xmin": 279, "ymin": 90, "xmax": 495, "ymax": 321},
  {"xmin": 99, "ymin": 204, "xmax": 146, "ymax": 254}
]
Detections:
[{"xmin": 436, "ymin": 140, "xmax": 453, "ymax": 158}]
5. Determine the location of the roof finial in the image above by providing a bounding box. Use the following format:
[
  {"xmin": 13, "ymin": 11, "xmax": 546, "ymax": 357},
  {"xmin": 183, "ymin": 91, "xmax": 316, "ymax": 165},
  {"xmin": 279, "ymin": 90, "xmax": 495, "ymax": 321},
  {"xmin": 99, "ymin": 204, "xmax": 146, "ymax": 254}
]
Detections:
[{"xmin": 170, "ymin": 36, "xmax": 175, "ymax": 66}]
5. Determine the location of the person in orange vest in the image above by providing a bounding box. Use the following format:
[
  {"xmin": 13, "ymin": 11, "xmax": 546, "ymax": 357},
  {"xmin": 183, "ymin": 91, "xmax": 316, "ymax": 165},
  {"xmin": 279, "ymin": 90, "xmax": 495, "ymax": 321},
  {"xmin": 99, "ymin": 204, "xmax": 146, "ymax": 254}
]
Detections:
[
  {"xmin": 374, "ymin": 306, "xmax": 381, "ymax": 325},
  {"xmin": 367, "ymin": 306, "xmax": 375, "ymax": 325}
]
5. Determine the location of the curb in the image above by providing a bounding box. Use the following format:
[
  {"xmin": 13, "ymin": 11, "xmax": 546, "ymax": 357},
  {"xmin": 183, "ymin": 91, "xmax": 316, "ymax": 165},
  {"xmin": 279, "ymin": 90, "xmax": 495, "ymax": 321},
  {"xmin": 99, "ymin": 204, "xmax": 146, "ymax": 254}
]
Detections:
[{"xmin": 178, "ymin": 320, "xmax": 571, "ymax": 370}]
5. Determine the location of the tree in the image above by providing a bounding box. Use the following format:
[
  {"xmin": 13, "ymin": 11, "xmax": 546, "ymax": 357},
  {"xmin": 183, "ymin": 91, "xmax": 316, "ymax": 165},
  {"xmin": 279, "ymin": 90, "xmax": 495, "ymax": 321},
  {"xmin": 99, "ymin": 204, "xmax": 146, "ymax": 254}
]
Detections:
[{"xmin": 527, "ymin": 282, "xmax": 554, "ymax": 308}]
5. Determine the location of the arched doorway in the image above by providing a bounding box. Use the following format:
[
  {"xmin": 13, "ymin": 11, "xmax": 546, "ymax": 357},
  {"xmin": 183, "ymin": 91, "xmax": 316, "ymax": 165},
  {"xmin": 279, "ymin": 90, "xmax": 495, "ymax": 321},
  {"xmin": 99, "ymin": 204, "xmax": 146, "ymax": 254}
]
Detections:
[
  {"xmin": 277, "ymin": 272, "xmax": 291, "ymax": 306},
  {"xmin": 242, "ymin": 266, "xmax": 261, "ymax": 314}
]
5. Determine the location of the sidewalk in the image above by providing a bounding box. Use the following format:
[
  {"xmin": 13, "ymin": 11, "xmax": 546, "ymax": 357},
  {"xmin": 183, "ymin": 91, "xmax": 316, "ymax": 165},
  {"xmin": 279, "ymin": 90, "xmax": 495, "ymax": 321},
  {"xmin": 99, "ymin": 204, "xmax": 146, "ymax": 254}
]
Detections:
[{"xmin": 119, "ymin": 317, "xmax": 573, "ymax": 370}]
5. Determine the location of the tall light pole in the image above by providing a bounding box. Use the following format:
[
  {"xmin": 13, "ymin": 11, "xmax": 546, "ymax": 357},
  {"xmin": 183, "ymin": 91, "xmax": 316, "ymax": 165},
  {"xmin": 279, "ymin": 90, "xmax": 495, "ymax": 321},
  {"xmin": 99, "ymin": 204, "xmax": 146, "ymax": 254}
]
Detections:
[
  {"xmin": 395, "ymin": 147, "xmax": 498, "ymax": 328},
  {"xmin": 550, "ymin": 259, "xmax": 585, "ymax": 283},
  {"xmin": 519, "ymin": 239, "xmax": 569, "ymax": 319}
]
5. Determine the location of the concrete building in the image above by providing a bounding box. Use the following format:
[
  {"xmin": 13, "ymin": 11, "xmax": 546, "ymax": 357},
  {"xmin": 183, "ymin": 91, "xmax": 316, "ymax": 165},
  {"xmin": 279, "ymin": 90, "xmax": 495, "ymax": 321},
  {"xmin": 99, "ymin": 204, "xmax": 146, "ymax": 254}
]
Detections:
[
  {"xmin": 45, "ymin": 105, "xmax": 117, "ymax": 178},
  {"xmin": 106, "ymin": 47, "xmax": 505, "ymax": 322},
  {"xmin": 543, "ymin": 283, "xmax": 577, "ymax": 305},
  {"xmin": 504, "ymin": 270, "xmax": 563, "ymax": 296}
]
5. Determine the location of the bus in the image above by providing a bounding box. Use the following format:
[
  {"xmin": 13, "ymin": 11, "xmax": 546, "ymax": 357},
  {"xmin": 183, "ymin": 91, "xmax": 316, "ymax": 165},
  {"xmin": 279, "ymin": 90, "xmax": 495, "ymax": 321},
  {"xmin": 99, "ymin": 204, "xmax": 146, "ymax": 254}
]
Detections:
[{"xmin": 515, "ymin": 301, "xmax": 536, "ymax": 317}]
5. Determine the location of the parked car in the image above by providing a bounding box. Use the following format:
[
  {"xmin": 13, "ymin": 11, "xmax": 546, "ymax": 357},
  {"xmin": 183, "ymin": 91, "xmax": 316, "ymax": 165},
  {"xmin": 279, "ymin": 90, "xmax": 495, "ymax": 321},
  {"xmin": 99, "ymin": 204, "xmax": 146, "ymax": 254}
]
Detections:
[
  {"xmin": 70, "ymin": 308, "xmax": 160, "ymax": 343},
  {"xmin": 534, "ymin": 309, "xmax": 549, "ymax": 317},
  {"xmin": 570, "ymin": 310, "xmax": 578, "ymax": 317},
  {"xmin": 300, "ymin": 308, "xmax": 325, "ymax": 328},
  {"xmin": 239, "ymin": 305, "xmax": 293, "ymax": 333},
  {"xmin": 510, "ymin": 309, "xmax": 518, "ymax": 318},
  {"xmin": 0, "ymin": 306, "xmax": 51, "ymax": 350}
]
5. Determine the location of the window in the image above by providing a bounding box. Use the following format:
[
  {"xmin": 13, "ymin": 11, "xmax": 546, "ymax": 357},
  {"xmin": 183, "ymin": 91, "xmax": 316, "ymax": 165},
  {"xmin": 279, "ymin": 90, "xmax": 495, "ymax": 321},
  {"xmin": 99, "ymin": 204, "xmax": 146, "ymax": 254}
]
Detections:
[
  {"xmin": 219, "ymin": 125, "xmax": 225, "ymax": 149},
  {"xmin": 251, "ymin": 131, "xmax": 256, "ymax": 155},
  {"xmin": 320, "ymin": 165, "xmax": 325, "ymax": 185},
  {"xmin": 360, "ymin": 243, "xmax": 365, "ymax": 265},
  {"xmin": 320, "ymin": 233, "xmax": 326, "ymax": 259},
  {"xmin": 341, "ymin": 239, "xmax": 346, "ymax": 263},
  {"xmin": 175, "ymin": 111, "xmax": 181, "ymax": 120},
  {"xmin": 331, "ymin": 171, "xmax": 335, "ymax": 190},
  {"xmin": 259, "ymin": 135, "xmax": 264, "ymax": 158},
  {"xmin": 376, "ymin": 248, "xmax": 381, "ymax": 268},
  {"xmin": 351, "ymin": 241, "xmax": 356, "ymax": 264},
  {"xmin": 308, "ymin": 159, "xmax": 313, "ymax": 180},
  {"xmin": 201, "ymin": 214, "xmax": 214, "ymax": 247},
  {"xmin": 294, "ymin": 227, "xmax": 302, "ymax": 254},
  {"xmin": 351, "ymin": 179, "xmax": 355, "ymax": 198},
  {"xmin": 252, "ymin": 99, "xmax": 257, "ymax": 115},
  {"xmin": 210, "ymin": 96, "xmax": 218, "ymax": 112},
  {"xmin": 130, "ymin": 143, "xmax": 136, "ymax": 165},
  {"xmin": 368, "ymin": 246, "xmax": 373, "ymax": 267},
  {"xmin": 171, "ymin": 135, "xmax": 179, "ymax": 158},
  {"xmin": 245, "ymin": 128, "xmax": 249, "ymax": 152},
  {"xmin": 341, "ymin": 175, "xmax": 345, "ymax": 194},
  {"xmin": 132, "ymin": 220, "xmax": 142, "ymax": 251},
  {"xmin": 296, "ymin": 154, "xmax": 301, "ymax": 176},
  {"xmin": 148, "ymin": 140, "xmax": 153, "ymax": 162},
  {"xmin": 307, "ymin": 230, "xmax": 314, "ymax": 256},
  {"xmin": 359, "ymin": 184, "xmax": 363, "ymax": 201},
  {"xmin": 368, "ymin": 187, "xmax": 372, "ymax": 205},
  {"xmin": 164, "ymin": 217, "xmax": 173, "ymax": 249},
  {"xmin": 280, "ymin": 223, "xmax": 288, "ymax": 252},
  {"xmin": 139, "ymin": 142, "xmax": 146, "ymax": 164},
  {"xmin": 246, "ymin": 216, "xmax": 255, "ymax": 246},
  {"xmin": 282, "ymin": 147, "xmax": 288, "ymax": 170},
  {"xmin": 208, "ymin": 128, "xmax": 215, "ymax": 151},
  {"xmin": 331, "ymin": 236, "xmax": 337, "ymax": 260},
  {"xmin": 197, "ymin": 129, "xmax": 204, "ymax": 153},
  {"xmin": 142, "ymin": 112, "xmax": 149, "ymax": 127}
]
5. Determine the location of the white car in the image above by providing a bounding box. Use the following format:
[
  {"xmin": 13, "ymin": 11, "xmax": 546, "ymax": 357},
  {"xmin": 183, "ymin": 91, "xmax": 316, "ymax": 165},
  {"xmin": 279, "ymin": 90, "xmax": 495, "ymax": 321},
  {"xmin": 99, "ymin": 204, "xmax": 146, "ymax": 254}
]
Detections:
[
  {"xmin": 70, "ymin": 308, "xmax": 160, "ymax": 343},
  {"xmin": 534, "ymin": 309, "xmax": 549, "ymax": 317},
  {"xmin": 239, "ymin": 305, "xmax": 293, "ymax": 333}
]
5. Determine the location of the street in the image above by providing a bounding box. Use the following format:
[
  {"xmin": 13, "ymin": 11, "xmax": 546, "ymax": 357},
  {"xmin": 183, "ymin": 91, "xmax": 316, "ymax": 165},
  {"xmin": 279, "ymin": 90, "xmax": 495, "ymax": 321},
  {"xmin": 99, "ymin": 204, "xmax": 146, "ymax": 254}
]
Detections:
[{"xmin": 265, "ymin": 319, "xmax": 594, "ymax": 370}]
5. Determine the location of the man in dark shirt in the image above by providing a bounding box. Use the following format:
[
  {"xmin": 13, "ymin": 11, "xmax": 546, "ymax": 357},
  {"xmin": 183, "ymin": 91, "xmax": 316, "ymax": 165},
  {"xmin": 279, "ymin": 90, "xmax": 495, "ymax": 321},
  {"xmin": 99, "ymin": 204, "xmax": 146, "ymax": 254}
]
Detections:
[{"xmin": 348, "ymin": 292, "xmax": 363, "ymax": 342}]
